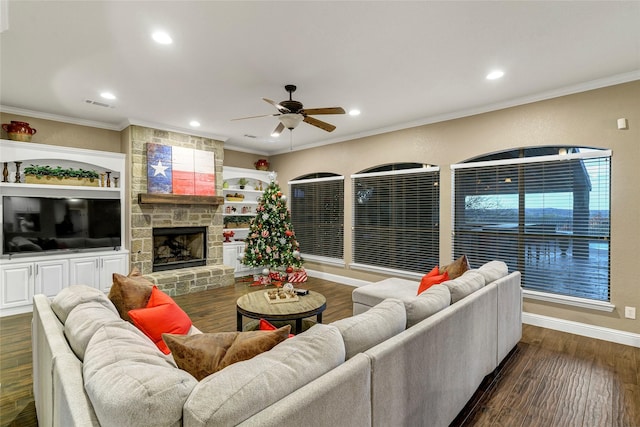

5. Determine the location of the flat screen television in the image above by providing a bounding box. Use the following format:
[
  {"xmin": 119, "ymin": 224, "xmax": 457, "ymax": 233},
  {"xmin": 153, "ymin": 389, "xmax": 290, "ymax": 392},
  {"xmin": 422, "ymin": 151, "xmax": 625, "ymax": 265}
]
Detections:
[{"xmin": 2, "ymin": 196, "xmax": 121, "ymax": 255}]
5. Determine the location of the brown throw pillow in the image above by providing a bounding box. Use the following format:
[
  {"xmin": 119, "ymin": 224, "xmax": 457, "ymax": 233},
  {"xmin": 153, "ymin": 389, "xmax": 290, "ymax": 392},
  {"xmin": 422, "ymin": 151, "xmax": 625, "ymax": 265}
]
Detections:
[
  {"xmin": 440, "ymin": 255, "xmax": 470, "ymax": 280},
  {"xmin": 163, "ymin": 326, "xmax": 291, "ymax": 381},
  {"xmin": 108, "ymin": 269, "xmax": 154, "ymax": 322}
]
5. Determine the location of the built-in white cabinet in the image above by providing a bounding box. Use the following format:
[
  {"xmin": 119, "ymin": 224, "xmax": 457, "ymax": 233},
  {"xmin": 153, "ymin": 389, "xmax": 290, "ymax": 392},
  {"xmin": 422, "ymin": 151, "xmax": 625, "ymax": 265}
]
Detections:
[
  {"xmin": 1, "ymin": 262, "xmax": 34, "ymax": 310},
  {"xmin": 222, "ymin": 167, "xmax": 275, "ymax": 277},
  {"xmin": 69, "ymin": 253, "xmax": 128, "ymax": 293},
  {"xmin": 0, "ymin": 140, "xmax": 129, "ymax": 316},
  {"xmin": 0, "ymin": 258, "xmax": 69, "ymax": 311},
  {"xmin": 223, "ymin": 241, "xmax": 261, "ymax": 278},
  {"xmin": 35, "ymin": 258, "xmax": 69, "ymax": 297}
]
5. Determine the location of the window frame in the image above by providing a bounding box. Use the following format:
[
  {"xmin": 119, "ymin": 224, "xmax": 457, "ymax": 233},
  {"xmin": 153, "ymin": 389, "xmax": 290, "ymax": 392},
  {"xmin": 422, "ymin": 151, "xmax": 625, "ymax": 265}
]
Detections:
[
  {"xmin": 350, "ymin": 165, "xmax": 440, "ymax": 278},
  {"xmin": 451, "ymin": 148, "xmax": 613, "ymax": 312},
  {"xmin": 288, "ymin": 174, "xmax": 345, "ymax": 264}
]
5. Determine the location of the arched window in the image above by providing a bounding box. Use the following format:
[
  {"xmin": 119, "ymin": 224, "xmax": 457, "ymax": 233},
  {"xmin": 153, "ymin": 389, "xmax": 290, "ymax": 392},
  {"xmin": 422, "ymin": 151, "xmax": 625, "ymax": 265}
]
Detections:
[
  {"xmin": 351, "ymin": 163, "xmax": 439, "ymax": 275},
  {"xmin": 452, "ymin": 147, "xmax": 611, "ymax": 304},
  {"xmin": 288, "ymin": 173, "xmax": 344, "ymax": 261}
]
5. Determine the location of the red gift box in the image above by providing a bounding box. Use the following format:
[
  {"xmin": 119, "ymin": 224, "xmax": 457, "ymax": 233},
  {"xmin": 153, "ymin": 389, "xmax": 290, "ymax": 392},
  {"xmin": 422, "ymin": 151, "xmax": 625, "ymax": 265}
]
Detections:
[{"xmin": 287, "ymin": 268, "xmax": 307, "ymax": 283}]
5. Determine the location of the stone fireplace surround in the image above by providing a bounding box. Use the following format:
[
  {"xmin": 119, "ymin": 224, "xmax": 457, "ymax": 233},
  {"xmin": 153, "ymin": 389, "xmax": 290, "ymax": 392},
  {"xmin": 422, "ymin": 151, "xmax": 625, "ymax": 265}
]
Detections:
[{"xmin": 129, "ymin": 126, "xmax": 234, "ymax": 296}]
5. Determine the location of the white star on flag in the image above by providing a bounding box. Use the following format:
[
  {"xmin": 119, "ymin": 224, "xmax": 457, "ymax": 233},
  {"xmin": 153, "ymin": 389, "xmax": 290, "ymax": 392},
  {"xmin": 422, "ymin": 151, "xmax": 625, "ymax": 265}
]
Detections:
[{"xmin": 151, "ymin": 160, "xmax": 168, "ymax": 177}]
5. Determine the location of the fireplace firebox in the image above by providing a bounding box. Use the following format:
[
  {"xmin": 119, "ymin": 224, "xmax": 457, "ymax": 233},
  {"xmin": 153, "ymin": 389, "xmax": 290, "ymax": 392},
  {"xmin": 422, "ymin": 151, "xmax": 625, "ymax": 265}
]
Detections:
[{"xmin": 152, "ymin": 226, "xmax": 207, "ymax": 272}]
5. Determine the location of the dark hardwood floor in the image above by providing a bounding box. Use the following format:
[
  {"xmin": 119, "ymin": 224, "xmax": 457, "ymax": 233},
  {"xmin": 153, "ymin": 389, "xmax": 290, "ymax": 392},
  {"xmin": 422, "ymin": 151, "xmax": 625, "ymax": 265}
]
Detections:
[{"xmin": 1, "ymin": 277, "xmax": 638, "ymax": 427}]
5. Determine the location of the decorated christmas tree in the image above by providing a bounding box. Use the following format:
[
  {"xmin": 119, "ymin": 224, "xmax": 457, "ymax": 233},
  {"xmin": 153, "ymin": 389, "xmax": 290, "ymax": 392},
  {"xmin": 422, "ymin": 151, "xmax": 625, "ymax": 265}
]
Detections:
[{"xmin": 241, "ymin": 181, "xmax": 303, "ymax": 282}]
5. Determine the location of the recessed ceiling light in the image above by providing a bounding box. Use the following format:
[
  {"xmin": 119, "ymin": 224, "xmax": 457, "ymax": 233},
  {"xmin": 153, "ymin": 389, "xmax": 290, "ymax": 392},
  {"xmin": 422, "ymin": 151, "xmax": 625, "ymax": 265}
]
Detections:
[
  {"xmin": 100, "ymin": 92, "xmax": 116, "ymax": 100},
  {"xmin": 486, "ymin": 70, "xmax": 505, "ymax": 80},
  {"xmin": 189, "ymin": 120, "xmax": 200, "ymax": 127},
  {"xmin": 349, "ymin": 109, "xmax": 361, "ymax": 116},
  {"xmin": 152, "ymin": 31, "xmax": 173, "ymax": 45},
  {"xmin": 270, "ymin": 131, "xmax": 281, "ymax": 137}
]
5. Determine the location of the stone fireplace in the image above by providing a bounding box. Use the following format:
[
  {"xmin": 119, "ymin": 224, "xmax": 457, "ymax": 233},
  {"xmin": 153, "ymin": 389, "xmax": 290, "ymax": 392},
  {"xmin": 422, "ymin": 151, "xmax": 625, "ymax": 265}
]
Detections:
[
  {"xmin": 152, "ymin": 226, "xmax": 207, "ymax": 272},
  {"xmin": 128, "ymin": 125, "xmax": 234, "ymax": 295}
]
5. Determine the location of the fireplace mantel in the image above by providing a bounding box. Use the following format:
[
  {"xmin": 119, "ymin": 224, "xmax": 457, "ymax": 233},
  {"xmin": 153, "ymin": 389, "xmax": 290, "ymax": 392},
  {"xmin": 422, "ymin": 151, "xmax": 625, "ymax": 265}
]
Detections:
[{"xmin": 138, "ymin": 193, "xmax": 224, "ymax": 205}]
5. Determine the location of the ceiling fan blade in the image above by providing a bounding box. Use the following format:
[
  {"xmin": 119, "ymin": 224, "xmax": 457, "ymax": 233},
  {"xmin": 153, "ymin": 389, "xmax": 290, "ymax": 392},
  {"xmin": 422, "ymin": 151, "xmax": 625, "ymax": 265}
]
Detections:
[
  {"xmin": 271, "ymin": 122, "xmax": 285, "ymax": 136},
  {"xmin": 263, "ymin": 98, "xmax": 290, "ymax": 113},
  {"xmin": 303, "ymin": 116, "xmax": 336, "ymax": 132},
  {"xmin": 231, "ymin": 113, "xmax": 278, "ymax": 121},
  {"xmin": 302, "ymin": 107, "xmax": 346, "ymax": 115}
]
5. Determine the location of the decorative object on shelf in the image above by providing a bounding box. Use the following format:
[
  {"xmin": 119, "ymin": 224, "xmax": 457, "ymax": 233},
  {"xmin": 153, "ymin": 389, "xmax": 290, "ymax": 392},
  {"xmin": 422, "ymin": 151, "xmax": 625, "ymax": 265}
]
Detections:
[
  {"xmin": 242, "ymin": 181, "xmax": 303, "ymax": 284},
  {"xmin": 2, "ymin": 162, "xmax": 8, "ymax": 183},
  {"xmin": 223, "ymin": 180, "xmax": 229, "ymax": 189},
  {"xmin": 238, "ymin": 177, "xmax": 248, "ymax": 189},
  {"xmin": 22, "ymin": 164, "xmax": 100, "ymax": 187},
  {"xmin": 225, "ymin": 193, "xmax": 245, "ymax": 202},
  {"xmin": 105, "ymin": 171, "xmax": 111, "ymax": 187},
  {"xmin": 223, "ymin": 230, "xmax": 235, "ymax": 242},
  {"xmin": 100, "ymin": 173, "xmax": 105, "ymax": 187},
  {"xmin": 254, "ymin": 159, "xmax": 270, "ymax": 171},
  {"xmin": 113, "ymin": 177, "xmax": 119, "ymax": 188},
  {"xmin": 2, "ymin": 121, "xmax": 37, "ymax": 142},
  {"xmin": 14, "ymin": 161, "xmax": 22, "ymax": 183}
]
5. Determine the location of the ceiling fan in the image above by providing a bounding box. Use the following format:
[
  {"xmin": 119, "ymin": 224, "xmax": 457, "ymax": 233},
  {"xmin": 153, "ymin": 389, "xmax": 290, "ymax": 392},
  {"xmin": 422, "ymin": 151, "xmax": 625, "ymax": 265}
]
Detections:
[{"xmin": 233, "ymin": 84, "xmax": 345, "ymax": 137}]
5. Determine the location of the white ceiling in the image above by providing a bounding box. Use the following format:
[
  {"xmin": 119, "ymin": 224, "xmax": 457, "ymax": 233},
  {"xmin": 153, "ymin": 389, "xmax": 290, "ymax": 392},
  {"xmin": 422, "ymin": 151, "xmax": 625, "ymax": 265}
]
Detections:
[{"xmin": 1, "ymin": 1, "xmax": 639, "ymax": 155}]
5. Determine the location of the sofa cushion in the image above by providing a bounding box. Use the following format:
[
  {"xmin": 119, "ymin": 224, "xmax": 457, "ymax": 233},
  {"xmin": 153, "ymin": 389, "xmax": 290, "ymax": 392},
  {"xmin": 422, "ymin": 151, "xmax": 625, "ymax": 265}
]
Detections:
[
  {"xmin": 128, "ymin": 286, "xmax": 192, "ymax": 354},
  {"xmin": 183, "ymin": 323, "xmax": 345, "ymax": 426},
  {"xmin": 64, "ymin": 301, "xmax": 122, "ymax": 360},
  {"xmin": 83, "ymin": 322, "xmax": 197, "ymax": 427},
  {"xmin": 405, "ymin": 284, "xmax": 451, "ymax": 328},
  {"xmin": 440, "ymin": 254, "xmax": 470, "ymax": 280},
  {"xmin": 51, "ymin": 284, "xmax": 118, "ymax": 323},
  {"xmin": 331, "ymin": 298, "xmax": 406, "ymax": 359},
  {"xmin": 478, "ymin": 260, "xmax": 509, "ymax": 284},
  {"xmin": 108, "ymin": 268, "xmax": 154, "ymax": 322},
  {"xmin": 444, "ymin": 270, "xmax": 485, "ymax": 303},
  {"xmin": 162, "ymin": 326, "xmax": 291, "ymax": 380},
  {"xmin": 352, "ymin": 278, "xmax": 419, "ymax": 308}
]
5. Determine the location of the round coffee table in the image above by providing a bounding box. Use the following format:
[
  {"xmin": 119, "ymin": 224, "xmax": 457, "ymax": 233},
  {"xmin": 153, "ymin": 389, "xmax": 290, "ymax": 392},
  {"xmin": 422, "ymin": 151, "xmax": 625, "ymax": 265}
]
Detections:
[{"xmin": 236, "ymin": 289, "xmax": 326, "ymax": 334}]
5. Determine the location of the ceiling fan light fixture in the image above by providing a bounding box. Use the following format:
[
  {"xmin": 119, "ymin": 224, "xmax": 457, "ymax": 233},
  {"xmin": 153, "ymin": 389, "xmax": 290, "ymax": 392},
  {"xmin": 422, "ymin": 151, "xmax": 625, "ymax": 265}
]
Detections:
[{"xmin": 279, "ymin": 113, "xmax": 303, "ymax": 130}]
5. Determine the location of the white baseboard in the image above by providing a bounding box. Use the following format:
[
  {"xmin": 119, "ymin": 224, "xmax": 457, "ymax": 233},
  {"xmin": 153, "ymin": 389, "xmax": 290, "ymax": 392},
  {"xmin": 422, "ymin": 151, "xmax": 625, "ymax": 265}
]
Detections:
[{"xmin": 523, "ymin": 312, "xmax": 640, "ymax": 348}]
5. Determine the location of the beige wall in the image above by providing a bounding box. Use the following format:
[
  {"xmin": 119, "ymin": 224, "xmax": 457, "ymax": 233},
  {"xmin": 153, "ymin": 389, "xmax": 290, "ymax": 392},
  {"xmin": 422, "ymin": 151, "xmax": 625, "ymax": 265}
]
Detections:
[
  {"xmin": 270, "ymin": 81, "xmax": 640, "ymax": 335},
  {"xmin": 0, "ymin": 113, "xmax": 121, "ymax": 153},
  {"xmin": 223, "ymin": 149, "xmax": 270, "ymax": 170}
]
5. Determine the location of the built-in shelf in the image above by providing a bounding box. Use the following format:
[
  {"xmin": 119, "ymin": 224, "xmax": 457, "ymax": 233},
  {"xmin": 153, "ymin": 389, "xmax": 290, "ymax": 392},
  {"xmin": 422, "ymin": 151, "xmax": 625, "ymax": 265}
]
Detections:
[{"xmin": 138, "ymin": 193, "xmax": 224, "ymax": 205}]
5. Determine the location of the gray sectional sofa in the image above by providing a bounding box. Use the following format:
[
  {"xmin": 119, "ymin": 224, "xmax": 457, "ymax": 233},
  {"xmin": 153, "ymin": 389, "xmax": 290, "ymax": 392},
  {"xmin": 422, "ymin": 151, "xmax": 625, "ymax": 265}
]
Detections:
[{"xmin": 32, "ymin": 260, "xmax": 521, "ymax": 427}]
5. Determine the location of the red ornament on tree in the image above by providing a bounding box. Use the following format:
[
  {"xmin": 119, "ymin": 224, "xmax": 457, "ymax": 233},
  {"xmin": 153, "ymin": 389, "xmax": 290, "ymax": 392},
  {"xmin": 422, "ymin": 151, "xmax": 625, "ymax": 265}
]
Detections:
[{"xmin": 286, "ymin": 266, "xmax": 294, "ymax": 274}]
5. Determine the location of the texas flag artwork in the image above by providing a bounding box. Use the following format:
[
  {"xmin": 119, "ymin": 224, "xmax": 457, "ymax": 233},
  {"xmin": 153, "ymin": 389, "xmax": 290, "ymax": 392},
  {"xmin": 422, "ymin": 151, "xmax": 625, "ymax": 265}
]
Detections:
[{"xmin": 146, "ymin": 143, "xmax": 216, "ymax": 196}]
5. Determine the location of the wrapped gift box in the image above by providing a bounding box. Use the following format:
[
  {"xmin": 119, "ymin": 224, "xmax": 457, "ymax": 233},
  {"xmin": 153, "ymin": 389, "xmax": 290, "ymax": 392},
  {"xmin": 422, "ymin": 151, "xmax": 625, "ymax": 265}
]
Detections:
[{"xmin": 288, "ymin": 268, "xmax": 308, "ymax": 283}]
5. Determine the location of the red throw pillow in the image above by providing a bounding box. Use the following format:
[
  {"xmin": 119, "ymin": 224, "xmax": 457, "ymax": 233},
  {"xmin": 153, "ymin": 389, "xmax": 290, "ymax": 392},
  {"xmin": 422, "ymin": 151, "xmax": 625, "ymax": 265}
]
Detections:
[
  {"xmin": 259, "ymin": 318, "xmax": 295, "ymax": 338},
  {"xmin": 417, "ymin": 271, "xmax": 449, "ymax": 295},
  {"xmin": 128, "ymin": 286, "xmax": 192, "ymax": 354},
  {"xmin": 424, "ymin": 266, "xmax": 440, "ymax": 278}
]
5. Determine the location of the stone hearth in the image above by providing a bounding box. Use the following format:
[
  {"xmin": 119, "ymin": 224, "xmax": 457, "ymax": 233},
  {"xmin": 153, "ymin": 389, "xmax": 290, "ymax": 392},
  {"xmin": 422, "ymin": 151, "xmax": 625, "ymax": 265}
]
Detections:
[{"xmin": 128, "ymin": 126, "xmax": 234, "ymax": 295}]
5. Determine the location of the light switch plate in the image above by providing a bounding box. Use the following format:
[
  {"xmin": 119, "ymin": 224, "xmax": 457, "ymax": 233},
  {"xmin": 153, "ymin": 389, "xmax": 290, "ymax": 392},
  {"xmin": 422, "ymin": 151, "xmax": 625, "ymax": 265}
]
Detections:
[{"xmin": 624, "ymin": 306, "xmax": 636, "ymax": 319}]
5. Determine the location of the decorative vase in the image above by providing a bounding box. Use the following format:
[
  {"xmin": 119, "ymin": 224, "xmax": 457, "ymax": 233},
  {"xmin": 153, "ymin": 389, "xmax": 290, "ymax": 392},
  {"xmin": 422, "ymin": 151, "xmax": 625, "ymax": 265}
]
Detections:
[
  {"xmin": 254, "ymin": 159, "xmax": 269, "ymax": 171},
  {"xmin": 2, "ymin": 121, "xmax": 37, "ymax": 142}
]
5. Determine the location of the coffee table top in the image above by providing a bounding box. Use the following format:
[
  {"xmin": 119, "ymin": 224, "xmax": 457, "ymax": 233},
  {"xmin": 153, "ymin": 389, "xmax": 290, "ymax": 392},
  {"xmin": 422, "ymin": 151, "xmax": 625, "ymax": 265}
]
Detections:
[{"xmin": 236, "ymin": 289, "xmax": 326, "ymax": 320}]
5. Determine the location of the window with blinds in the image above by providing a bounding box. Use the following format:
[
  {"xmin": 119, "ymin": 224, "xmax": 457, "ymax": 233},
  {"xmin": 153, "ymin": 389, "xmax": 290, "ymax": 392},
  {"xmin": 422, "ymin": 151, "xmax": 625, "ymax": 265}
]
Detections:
[
  {"xmin": 451, "ymin": 148, "xmax": 611, "ymax": 301},
  {"xmin": 352, "ymin": 165, "xmax": 439, "ymax": 275},
  {"xmin": 289, "ymin": 174, "xmax": 344, "ymax": 261}
]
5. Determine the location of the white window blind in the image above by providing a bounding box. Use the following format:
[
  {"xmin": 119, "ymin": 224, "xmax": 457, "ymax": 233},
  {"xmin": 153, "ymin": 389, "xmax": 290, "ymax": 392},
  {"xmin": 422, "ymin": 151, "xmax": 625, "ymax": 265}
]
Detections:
[
  {"xmin": 352, "ymin": 166, "xmax": 439, "ymax": 274},
  {"xmin": 451, "ymin": 149, "xmax": 611, "ymax": 301},
  {"xmin": 289, "ymin": 175, "xmax": 344, "ymax": 260}
]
